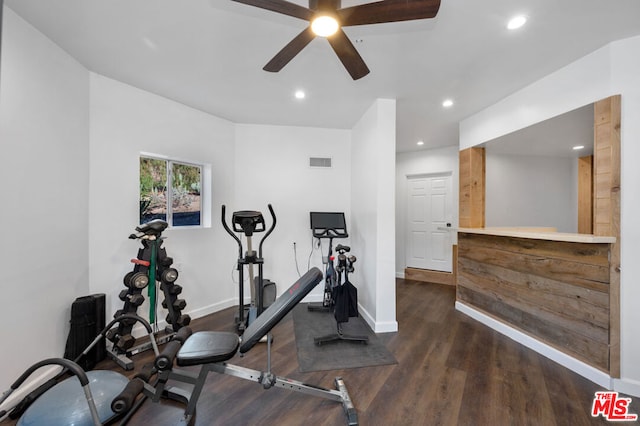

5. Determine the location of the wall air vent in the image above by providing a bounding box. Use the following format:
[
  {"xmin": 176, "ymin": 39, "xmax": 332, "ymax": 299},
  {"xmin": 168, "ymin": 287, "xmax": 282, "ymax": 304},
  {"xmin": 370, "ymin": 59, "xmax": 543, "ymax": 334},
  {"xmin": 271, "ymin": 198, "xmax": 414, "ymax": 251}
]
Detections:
[{"xmin": 309, "ymin": 157, "xmax": 332, "ymax": 168}]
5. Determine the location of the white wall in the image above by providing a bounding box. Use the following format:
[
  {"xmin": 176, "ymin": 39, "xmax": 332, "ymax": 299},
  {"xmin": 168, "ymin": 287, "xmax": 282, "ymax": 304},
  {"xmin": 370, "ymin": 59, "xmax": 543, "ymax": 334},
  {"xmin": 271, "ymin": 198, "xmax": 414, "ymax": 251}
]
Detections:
[
  {"xmin": 89, "ymin": 74, "xmax": 237, "ymax": 324},
  {"xmin": 351, "ymin": 99, "xmax": 397, "ymax": 332},
  {"xmin": 611, "ymin": 35, "xmax": 640, "ymax": 397},
  {"xmin": 485, "ymin": 154, "xmax": 576, "ymax": 232},
  {"xmin": 0, "ymin": 8, "xmax": 90, "ymax": 391},
  {"xmin": 395, "ymin": 145, "xmax": 459, "ymax": 276},
  {"xmin": 233, "ymin": 124, "xmax": 351, "ymax": 301},
  {"xmin": 459, "ymin": 35, "xmax": 640, "ymax": 397},
  {"xmin": 460, "ymin": 45, "xmax": 613, "ymax": 150}
]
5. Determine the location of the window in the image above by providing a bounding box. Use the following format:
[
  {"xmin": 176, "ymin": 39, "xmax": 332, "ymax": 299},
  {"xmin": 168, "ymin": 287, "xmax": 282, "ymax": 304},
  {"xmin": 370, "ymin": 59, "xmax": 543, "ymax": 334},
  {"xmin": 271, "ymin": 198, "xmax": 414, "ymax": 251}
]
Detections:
[{"xmin": 140, "ymin": 155, "xmax": 203, "ymax": 227}]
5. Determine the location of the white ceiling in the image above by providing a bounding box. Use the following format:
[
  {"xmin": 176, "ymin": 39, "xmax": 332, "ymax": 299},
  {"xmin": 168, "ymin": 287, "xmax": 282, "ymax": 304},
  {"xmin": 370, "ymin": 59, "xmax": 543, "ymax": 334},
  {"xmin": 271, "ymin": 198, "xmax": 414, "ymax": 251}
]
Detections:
[{"xmin": 4, "ymin": 0, "xmax": 640, "ymax": 153}]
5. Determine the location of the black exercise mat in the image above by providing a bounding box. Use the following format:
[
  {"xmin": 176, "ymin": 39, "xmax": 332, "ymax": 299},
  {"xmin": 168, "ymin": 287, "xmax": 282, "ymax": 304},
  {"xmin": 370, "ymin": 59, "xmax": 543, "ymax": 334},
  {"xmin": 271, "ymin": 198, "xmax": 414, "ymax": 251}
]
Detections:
[{"xmin": 292, "ymin": 303, "xmax": 397, "ymax": 372}]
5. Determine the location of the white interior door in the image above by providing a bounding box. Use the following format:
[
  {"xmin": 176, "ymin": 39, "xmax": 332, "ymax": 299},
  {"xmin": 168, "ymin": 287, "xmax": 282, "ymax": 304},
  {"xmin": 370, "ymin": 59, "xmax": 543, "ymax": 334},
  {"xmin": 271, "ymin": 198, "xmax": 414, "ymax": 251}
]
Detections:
[{"xmin": 406, "ymin": 173, "xmax": 452, "ymax": 272}]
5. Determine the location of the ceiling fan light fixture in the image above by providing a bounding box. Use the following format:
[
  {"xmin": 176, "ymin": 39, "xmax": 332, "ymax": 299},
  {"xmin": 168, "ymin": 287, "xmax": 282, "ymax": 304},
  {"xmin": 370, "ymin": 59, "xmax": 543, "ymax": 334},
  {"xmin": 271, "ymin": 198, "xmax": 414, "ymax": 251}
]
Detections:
[{"xmin": 311, "ymin": 15, "xmax": 339, "ymax": 37}]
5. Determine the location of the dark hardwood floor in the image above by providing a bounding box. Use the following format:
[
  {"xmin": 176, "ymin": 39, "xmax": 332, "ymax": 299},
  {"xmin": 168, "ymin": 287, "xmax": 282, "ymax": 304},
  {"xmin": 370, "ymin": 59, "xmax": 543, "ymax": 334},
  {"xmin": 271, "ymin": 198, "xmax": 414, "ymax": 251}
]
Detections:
[{"xmin": 3, "ymin": 279, "xmax": 639, "ymax": 425}]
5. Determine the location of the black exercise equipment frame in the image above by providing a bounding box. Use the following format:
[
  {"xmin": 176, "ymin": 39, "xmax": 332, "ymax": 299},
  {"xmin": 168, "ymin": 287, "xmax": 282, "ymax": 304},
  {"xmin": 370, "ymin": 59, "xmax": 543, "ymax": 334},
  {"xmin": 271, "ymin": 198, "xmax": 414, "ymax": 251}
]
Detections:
[
  {"xmin": 307, "ymin": 212, "xmax": 349, "ymax": 312},
  {"xmin": 107, "ymin": 219, "xmax": 190, "ymax": 370},
  {"xmin": 314, "ymin": 244, "xmax": 368, "ymax": 345},
  {"xmin": 221, "ymin": 204, "xmax": 276, "ymax": 331},
  {"xmin": 110, "ymin": 268, "xmax": 358, "ymax": 425},
  {"xmin": 0, "ymin": 314, "xmax": 159, "ymax": 425}
]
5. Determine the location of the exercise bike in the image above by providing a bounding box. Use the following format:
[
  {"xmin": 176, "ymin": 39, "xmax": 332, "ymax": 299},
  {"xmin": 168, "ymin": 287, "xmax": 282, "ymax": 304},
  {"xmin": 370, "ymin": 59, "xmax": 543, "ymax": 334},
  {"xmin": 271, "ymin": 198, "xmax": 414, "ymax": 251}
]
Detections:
[
  {"xmin": 315, "ymin": 245, "xmax": 368, "ymax": 345},
  {"xmin": 307, "ymin": 212, "xmax": 367, "ymax": 345},
  {"xmin": 307, "ymin": 212, "xmax": 349, "ymax": 313},
  {"xmin": 221, "ymin": 204, "xmax": 277, "ymax": 331}
]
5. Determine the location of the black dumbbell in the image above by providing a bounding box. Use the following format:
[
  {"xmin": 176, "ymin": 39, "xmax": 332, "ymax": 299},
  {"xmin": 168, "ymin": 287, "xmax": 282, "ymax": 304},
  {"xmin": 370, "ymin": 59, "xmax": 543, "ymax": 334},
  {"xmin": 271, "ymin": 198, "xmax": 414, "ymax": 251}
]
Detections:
[
  {"xmin": 126, "ymin": 272, "xmax": 149, "ymax": 289},
  {"xmin": 116, "ymin": 334, "xmax": 135, "ymax": 350},
  {"xmin": 161, "ymin": 298, "xmax": 186, "ymax": 310},
  {"xmin": 176, "ymin": 315, "xmax": 191, "ymax": 327},
  {"xmin": 122, "ymin": 272, "xmax": 135, "ymax": 287},
  {"xmin": 166, "ymin": 284, "xmax": 183, "ymax": 295},
  {"xmin": 106, "ymin": 328, "xmax": 119, "ymax": 343},
  {"xmin": 160, "ymin": 268, "xmax": 179, "ymax": 283},
  {"xmin": 129, "ymin": 294, "xmax": 145, "ymax": 307},
  {"xmin": 119, "ymin": 289, "xmax": 130, "ymax": 301}
]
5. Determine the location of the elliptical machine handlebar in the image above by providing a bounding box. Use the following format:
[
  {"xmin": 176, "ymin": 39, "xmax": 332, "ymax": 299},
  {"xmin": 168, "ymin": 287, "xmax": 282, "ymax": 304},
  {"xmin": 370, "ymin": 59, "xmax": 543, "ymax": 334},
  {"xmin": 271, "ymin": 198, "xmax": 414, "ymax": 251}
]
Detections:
[
  {"xmin": 221, "ymin": 205, "xmax": 243, "ymax": 260},
  {"xmin": 221, "ymin": 204, "xmax": 276, "ymax": 257},
  {"xmin": 258, "ymin": 204, "xmax": 276, "ymax": 258}
]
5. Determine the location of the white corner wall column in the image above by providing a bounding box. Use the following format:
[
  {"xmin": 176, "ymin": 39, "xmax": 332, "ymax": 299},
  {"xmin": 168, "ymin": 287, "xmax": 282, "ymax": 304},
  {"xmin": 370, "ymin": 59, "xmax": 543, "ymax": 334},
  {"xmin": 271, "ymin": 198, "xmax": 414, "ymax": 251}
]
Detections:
[{"xmin": 351, "ymin": 99, "xmax": 397, "ymax": 333}]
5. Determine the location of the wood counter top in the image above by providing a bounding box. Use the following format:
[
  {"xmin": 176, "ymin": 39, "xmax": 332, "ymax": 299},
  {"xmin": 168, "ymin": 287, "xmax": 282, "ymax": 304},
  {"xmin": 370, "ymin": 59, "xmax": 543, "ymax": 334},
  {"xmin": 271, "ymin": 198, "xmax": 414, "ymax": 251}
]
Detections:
[{"xmin": 456, "ymin": 227, "xmax": 616, "ymax": 244}]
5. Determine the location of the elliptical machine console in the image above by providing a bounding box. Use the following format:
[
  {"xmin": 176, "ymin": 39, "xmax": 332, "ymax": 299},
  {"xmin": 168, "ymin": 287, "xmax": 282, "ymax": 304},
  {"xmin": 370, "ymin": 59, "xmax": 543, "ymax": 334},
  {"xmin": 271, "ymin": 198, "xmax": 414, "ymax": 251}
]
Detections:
[{"xmin": 222, "ymin": 204, "xmax": 277, "ymax": 331}]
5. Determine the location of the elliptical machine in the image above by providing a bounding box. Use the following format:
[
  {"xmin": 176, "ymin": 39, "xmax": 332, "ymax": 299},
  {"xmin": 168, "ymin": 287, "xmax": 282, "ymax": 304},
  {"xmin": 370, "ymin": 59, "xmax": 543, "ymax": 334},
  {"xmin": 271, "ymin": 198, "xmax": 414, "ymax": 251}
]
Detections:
[{"xmin": 222, "ymin": 204, "xmax": 277, "ymax": 331}]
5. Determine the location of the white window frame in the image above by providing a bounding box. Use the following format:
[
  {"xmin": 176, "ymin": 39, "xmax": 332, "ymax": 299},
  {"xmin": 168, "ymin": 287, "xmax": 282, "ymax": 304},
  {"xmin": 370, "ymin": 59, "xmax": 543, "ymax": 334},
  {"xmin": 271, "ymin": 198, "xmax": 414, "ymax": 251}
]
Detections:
[{"xmin": 140, "ymin": 152, "xmax": 212, "ymax": 229}]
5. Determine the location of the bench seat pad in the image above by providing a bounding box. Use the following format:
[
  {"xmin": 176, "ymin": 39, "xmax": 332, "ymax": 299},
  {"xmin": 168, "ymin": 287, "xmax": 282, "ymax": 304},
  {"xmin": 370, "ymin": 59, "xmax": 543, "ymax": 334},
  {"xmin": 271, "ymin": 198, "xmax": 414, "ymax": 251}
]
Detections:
[{"xmin": 177, "ymin": 331, "xmax": 240, "ymax": 366}]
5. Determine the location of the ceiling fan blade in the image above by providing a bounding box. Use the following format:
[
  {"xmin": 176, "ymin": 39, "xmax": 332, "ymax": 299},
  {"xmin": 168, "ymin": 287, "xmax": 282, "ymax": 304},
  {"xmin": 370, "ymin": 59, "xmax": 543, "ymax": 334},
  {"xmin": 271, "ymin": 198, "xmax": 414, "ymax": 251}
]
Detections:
[
  {"xmin": 263, "ymin": 26, "xmax": 316, "ymax": 72},
  {"xmin": 327, "ymin": 29, "xmax": 370, "ymax": 80},
  {"xmin": 231, "ymin": 0, "xmax": 313, "ymax": 21},
  {"xmin": 338, "ymin": 0, "xmax": 441, "ymax": 26}
]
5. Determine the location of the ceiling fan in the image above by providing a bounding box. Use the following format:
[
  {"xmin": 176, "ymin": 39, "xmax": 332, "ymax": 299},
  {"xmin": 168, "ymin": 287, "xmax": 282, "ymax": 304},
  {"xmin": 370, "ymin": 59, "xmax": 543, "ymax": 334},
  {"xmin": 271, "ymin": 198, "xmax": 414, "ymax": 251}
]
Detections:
[{"xmin": 231, "ymin": 0, "xmax": 441, "ymax": 80}]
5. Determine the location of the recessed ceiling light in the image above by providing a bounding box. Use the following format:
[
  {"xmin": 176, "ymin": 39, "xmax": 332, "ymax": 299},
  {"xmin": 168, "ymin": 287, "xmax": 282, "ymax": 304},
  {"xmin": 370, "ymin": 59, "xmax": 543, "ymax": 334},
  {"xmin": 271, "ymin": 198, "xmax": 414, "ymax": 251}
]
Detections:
[
  {"xmin": 572, "ymin": 145, "xmax": 585, "ymax": 150},
  {"xmin": 417, "ymin": 140, "xmax": 425, "ymax": 146},
  {"xmin": 311, "ymin": 15, "xmax": 339, "ymax": 37},
  {"xmin": 507, "ymin": 15, "xmax": 527, "ymax": 30},
  {"xmin": 442, "ymin": 99, "xmax": 454, "ymax": 108},
  {"xmin": 295, "ymin": 90, "xmax": 305, "ymax": 99}
]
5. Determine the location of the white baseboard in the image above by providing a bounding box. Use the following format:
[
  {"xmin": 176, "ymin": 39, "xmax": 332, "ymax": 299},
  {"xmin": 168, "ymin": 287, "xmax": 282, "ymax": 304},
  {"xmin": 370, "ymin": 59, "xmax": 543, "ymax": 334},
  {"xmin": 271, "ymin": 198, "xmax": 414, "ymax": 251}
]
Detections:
[
  {"xmin": 455, "ymin": 301, "xmax": 613, "ymax": 390},
  {"xmin": 187, "ymin": 297, "xmax": 237, "ymax": 320},
  {"xmin": 358, "ymin": 303, "xmax": 398, "ymax": 333},
  {"xmin": 396, "ymin": 271, "xmax": 405, "ymax": 279},
  {"xmin": 612, "ymin": 377, "xmax": 640, "ymax": 398}
]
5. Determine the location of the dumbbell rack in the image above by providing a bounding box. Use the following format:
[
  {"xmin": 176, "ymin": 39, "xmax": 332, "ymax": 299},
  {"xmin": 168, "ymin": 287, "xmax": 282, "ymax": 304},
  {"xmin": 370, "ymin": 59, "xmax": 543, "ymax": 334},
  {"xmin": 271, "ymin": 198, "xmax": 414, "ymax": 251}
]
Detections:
[{"xmin": 106, "ymin": 219, "xmax": 191, "ymax": 370}]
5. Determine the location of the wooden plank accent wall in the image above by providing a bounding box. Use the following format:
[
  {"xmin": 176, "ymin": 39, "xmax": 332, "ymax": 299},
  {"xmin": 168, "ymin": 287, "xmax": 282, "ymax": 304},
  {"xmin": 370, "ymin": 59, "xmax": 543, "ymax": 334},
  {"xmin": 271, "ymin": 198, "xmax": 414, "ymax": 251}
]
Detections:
[
  {"xmin": 459, "ymin": 147, "xmax": 485, "ymax": 228},
  {"xmin": 577, "ymin": 155, "xmax": 593, "ymax": 234},
  {"xmin": 594, "ymin": 95, "xmax": 621, "ymax": 237},
  {"xmin": 593, "ymin": 95, "xmax": 621, "ymax": 377},
  {"xmin": 457, "ymin": 232, "xmax": 611, "ymax": 372}
]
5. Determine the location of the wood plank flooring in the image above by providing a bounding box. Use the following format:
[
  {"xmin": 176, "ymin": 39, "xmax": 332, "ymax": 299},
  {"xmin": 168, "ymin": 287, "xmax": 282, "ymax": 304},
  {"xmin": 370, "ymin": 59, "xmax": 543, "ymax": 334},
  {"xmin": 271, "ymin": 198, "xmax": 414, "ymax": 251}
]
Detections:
[{"xmin": 3, "ymin": 279, "xmax": 639, "ymax": 425}]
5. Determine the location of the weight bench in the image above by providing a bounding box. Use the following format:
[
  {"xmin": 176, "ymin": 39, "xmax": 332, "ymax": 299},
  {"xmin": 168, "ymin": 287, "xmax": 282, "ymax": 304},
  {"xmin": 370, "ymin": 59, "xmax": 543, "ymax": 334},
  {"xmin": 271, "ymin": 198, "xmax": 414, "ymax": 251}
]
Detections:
[{"xmin": 113, "ymin": 267, "xmax": 358, "ymax": 425}]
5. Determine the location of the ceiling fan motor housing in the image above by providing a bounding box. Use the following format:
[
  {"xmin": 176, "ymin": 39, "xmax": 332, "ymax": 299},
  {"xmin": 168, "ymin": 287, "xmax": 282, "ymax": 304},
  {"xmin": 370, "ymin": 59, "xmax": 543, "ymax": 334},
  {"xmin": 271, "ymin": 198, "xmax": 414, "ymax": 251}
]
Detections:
[{"xmin": 310, "ymin": 0, "xmax": 341, "ymax": 12}]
